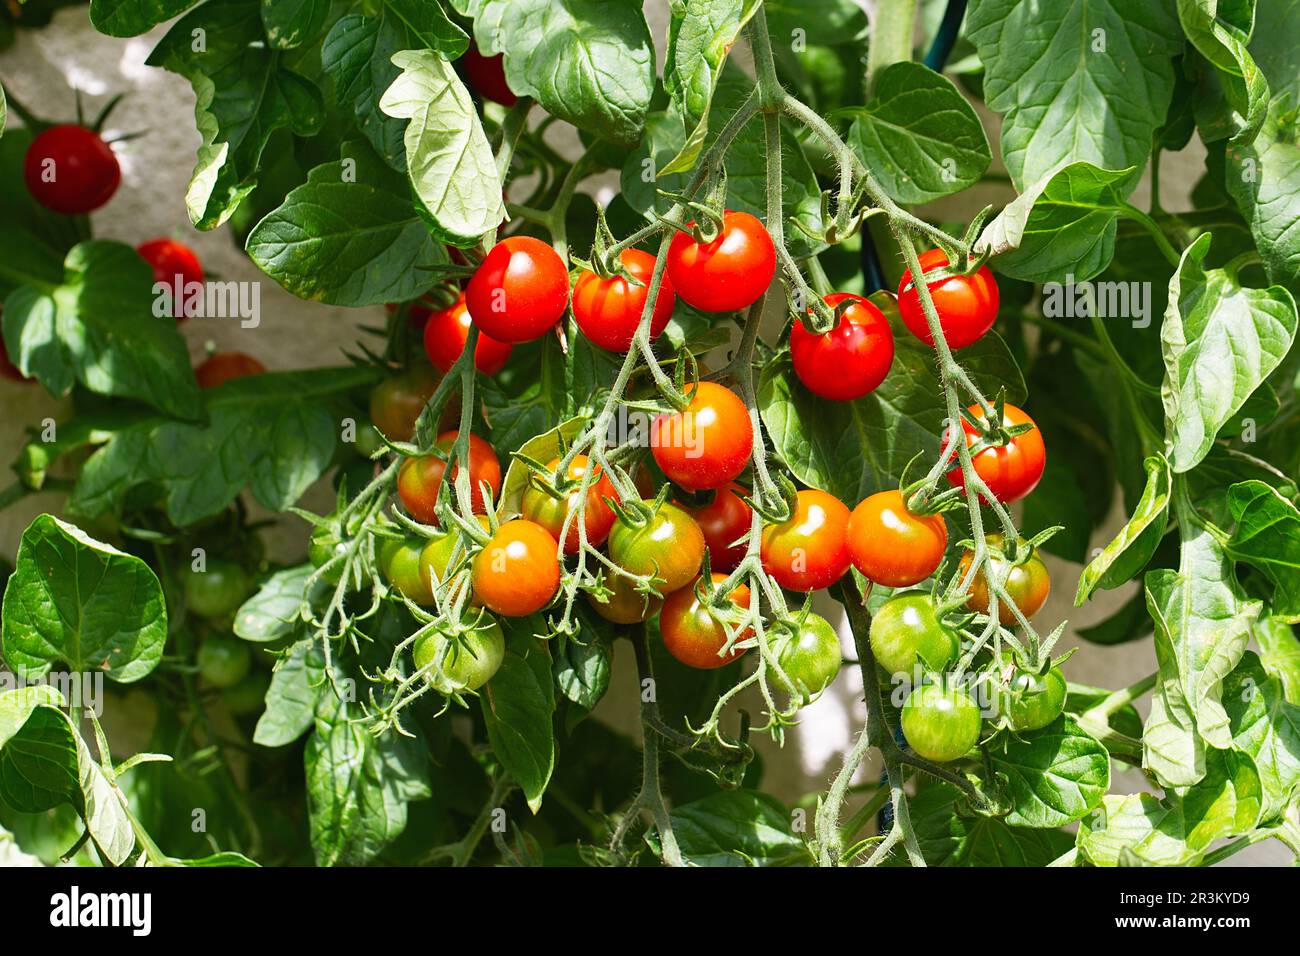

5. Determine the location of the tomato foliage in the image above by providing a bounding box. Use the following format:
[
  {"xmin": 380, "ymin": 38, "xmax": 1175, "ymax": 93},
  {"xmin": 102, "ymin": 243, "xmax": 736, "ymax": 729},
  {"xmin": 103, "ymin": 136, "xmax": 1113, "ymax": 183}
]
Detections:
[{"xmin": 0, "ymin": 0, "xmax": 1299, "ymax": 873}]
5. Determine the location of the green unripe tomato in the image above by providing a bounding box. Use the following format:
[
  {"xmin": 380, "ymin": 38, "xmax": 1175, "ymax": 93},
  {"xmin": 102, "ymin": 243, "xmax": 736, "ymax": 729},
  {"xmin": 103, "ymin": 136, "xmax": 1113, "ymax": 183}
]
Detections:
[
  {"xmin": 901, "ymin": 682, "xmax": 982, "ymax": 762},
  {"xmin": 198, "ymin": 635, "xmax": 252, "ymax": 689},
  {"xmin": 308, "ymin": 525, "xmax": 347, "ymax": 585},
  {"xmin": 222, "ymin": 670, "xmax": 271, "ymax": 715},
  {"xmin": 1001, "ymin": 665, "xmax": 1066, "ymax": 731},
  {"xmin": 413, "ymin": 611, "xmax": 505, "ymax": 694},
  {"xmin": 355, "ymin": 422, "xmax": 385, "ymax": 458},
  {"xmin": 869, "ymin": 594, "xmax": 959, "ymax": 677},
  {"xmin": 383, "ymin": 536, "xmax": 435, "ymax": 604},
  {"xmin": 770, "ymin": 613, "xmax": 843, "ymax": 704},
  {"xmin": 182, "ymin": 558, "xmax": 252, "ymax": 620}
]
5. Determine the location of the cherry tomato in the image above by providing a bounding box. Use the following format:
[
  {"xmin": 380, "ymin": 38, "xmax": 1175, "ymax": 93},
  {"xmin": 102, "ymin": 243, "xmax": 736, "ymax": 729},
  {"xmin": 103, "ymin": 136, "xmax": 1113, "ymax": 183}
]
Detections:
[
  {"xmin": 466, "ymin": 236, "xmax": 570, "ymax": 343},
  {"xmin": 847, "ymin": 489, "xmax": 947, "ymax": 587},
  {"xmin": 770, "ymin": 613, "xmax": 842, "ymax": 703},
  {"xmin": 760, "ymin": 489, "xmax": 850, "ymax": 592},
  {"xmin": 572, "ymin": 248, "xmax": 677, "ymax": 352},
  {"xmin": 958, "ymin": 535, "xmax": 1051, "ymax": 626},
  {"xmin": 222, "ymin": 670, "xmax": 270, "ymax": 716},
  {"xmin": 868, "ymin": 593, "xmax": 959, "ymax": 677},
  {"xmin": 522, "ymin": 455, "xmax": 619, "ymax": 554},
  {"xmin": 651, "ymin": 381, "xmax": 752, "ymax": 491},
  {"xmin": 197, "ymin": 636, "xmax": 252, "ymax": 689},
  {"xmin": 397, "ymin": 431, "xmax": 502, "ymax": 524},
  {"xmin": 607, "ymin": 501, "xmax": 705, "ymax": 594},
  {"xmin": 667, "ymin": 211, "xmax": 775, "ymax": 313},
  {"xmin": 897, "ymin": 248, "xmax": 999, "ymax": 349},
  {"xmin": 368, "ymin": 365, "xmax": 439, "ymax": 442},
  {"xmin": 308, "ymin": 525, "xmax": 348, "ymax": 585},
  {"xmin": 471, "ymin": 519, "xmax": 561, "ymax": 617},
  {"xmin": 1000, "ymin": 664, "xmax": 1066, "ymax": 731},
  {"xmin": 423, "ymin": 292, "xmax": 513, "ymax": 375},
  {"xmin": 195, "ymin": 351, "xmax": 265, "ymax": 388},
  {"xmin": 790, "ymin": 292, "xmax": 894, "ymax": 401},
  {"xmin": 946, "ymin": 403, "xmax": 1045, "ymax": 503},
  {"xmin": 419, "ymin": 516, "xmax": 490, "ymax": 598},
  {"xmin": 137, "ymin": 238, "xmax": 204, "ymax": 320},
  {"xmin": 182, "ymin": 559, "xmax": 252, "ymax": 619},
  {"xmin": 23, "ymin": 124, "xmax": 121, "ymax": 214},
  {"xmin": 678, "ymin": 482, "xmax": 752, "ymax": 572},
  {"xmin": 587, "ymin": 574, "xmax": 663, "ymax": 624},
  {"xmin": 659, "ymin": 573, "xmax": 752, "ymax": 670},
  {"xmin": 414, "ymin": 610, "xmax": 506, "ymax": 694},
  {"xmin": 461, "ymin": 44, "xmax": 518, "ymax": 106},
  {"xmin": 382, "ymin": 536, "xmax": 436, "ymax": 605},
  {"xmin": 901, "ymin": 682, "xmax": 982, "ymax": 762}
]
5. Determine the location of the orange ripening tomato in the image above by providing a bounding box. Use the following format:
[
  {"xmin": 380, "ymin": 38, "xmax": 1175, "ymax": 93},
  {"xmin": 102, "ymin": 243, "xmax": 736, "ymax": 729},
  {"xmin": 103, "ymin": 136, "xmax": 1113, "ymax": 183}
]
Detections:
[
  {"xmin": 471, "ymin": 519, "xmax": 561, "ymax": 617},
  {"xmin": 847, "ymin": 490, "xmax": 947, "ymax": 587},
  {"xmin": 196, "ymin": 351, "xmax": 266, "ymax": 388},
  {"xmin": 760, "ymin": 489, "xmax": 851, "ymax": 592},
  {"xmin": 946, "ymin": 403, "xmax": 1046, "ymax": 503},
  {"xmin": 659, "ymin": 573, "xmax": 752, "ymax": 669},
  {"xmin": 651, "ymin": 381, "xmax": 753, "ymax": 491},
  {"xmin": 521, "ymin": 455, "xmax": 620, "ymax": 554},
  {"xmin": 397, "ymin": 431, "xmax": 502, "ymax": 524}
]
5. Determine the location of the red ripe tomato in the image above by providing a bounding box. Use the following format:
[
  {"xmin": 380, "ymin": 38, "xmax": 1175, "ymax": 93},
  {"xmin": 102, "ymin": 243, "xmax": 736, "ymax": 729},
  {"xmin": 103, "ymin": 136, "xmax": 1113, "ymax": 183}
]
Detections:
[
  {"xmin": 659, "ymin": 573, "xmax": 752, "ymax": 669},
  {"xmin": 195, "ymin": 351, "xmax": 265, "ymax": 388},
  {"xmin": 368, "ymin": 365, "xmax": 440, "ymax": 442},
  {"xmin": 465, "ymin": 236, "xmax": 570, "ymax": 343},
  {"xmin": 572, "ymin": 248, "xmax": 677, "ymax": 352},
  {"xmin": 471, "ymin": 519, "xmax": 561, "ymax": 617},
  {"xmin": 461, "ymin": 44, "xmax": 518, "ymax": 106},
  {"xmin": 897, "ymin": 249, "xmax": 998, "ymax": 349},
  {"xmin": 678, "ymin": 483, "xmax": 752, "ymax": 572},
  {"xmin": 397, "ymin": 430, "xmax": 502, "ymax": 524},
  {"xmin": 790, "ymin": 293, "xmax": 895, "ymax": 401},
  {"xmin": 651, "ymin": 381, "xmax": 752, "ymax": 491},
  {"xmin": 946, "ymin": 403, "xmax": 1046, "ymax": 503},
  {"xmin": 23, "ymin": 125, "xmax": 121, "ymax": 215},
  {"xmin": 423, "ymin": 293, "xmax": 513, "ymax": 375},
  {"xmin": 666, "ymin": 210, "xmax": 776, "ymax": 313},
  {"xmin": 522, "ymin": 455, "xmax": 619, "ymax": 554},
  {"xmin": 760, "ymin": 489, "xmax": 851, "ymax": 592},
  {"xmin": 847, "ymin": 489, "xmax": 948, "ymax": 587},
  {"xmin": 136, "ymin": 238, "xmax": 204, "ymax": 320}
]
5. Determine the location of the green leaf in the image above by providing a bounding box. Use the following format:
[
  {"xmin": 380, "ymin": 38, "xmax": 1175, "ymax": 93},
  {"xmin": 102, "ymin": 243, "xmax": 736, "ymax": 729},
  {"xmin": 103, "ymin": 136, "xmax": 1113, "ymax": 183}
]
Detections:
[
  {"xmin": 659, "ymin": 0, "xmax": 762, "ymax": 176},
  {"xmin": 68, "ymin": 367, "xmax": 378, "ymax": 526},
  {"xmin": 1225, "ymin": 95, "xmax": 1300, "ymax": 289},
  {"xmin": 1223, "ymin": 652, "xmax": 1300, "ymax": 820},
  {"xmin": 147, "ymin": 0, "xmax": 325, "ymax": 230},
  {"xmin": 660, "ymin": 791, "xmax": 808, "ymax": 866},
  {"xmin": 247, "ymin": 143, "xmax": 447, "ymax": 306},
  {"xmin": 1066, "ymin": 682, "xmax": 1144, "ymax": 739},
  {"xmin": 1143, "ymin": 529, "xmax": 1259, "ymax": 786},
  {"xmin": 0, "ymin": 696, "xmax": 135, "ymax": 865},
  {"xmin": 763, "ymin": 0, "xmax": 866, "ymax": 46},
  {"xmin": 384, "ymin": 0, "xmax": 468, "ymax": 56},
  {"xmin": 977, "ymin": 162, "xmax": 1133, "ymax": 284},
  {"xmin": 253, "ymin": 639, "xmax": 321, "ymax": 747},
  {"xmin": 553, "ymin": 627, "xmax": 612, "ymax": 712},
  {"xmin": 1076, "ymin": 455, "xmax": 1171, "ymax": 603},
  {"xmin": 320, "ymin": 13, "xmax": 410, "ymax": 170},
  {"xmin": 1160, "ymin": 233, "xmax": 1298, "ymax": 472},
  {"xmin": 260, "ymin": 0, "xmax": 330, "ymax": 49},
  {"xmin": 1249, "ymin": 0, "xmax": 1300, "ymax": 103},
  {"xmin": 378, "ymin": 49, "xmax": 507, "ymax": 245},
  {"xmin": 966, "ymin": 0, "xmax": 1183, "ymax": 190},
  {"xmin": 1256, "ymin": 615, "xmax": 1300, "ymax": 704},
  {"xmin": 989, "ymin": 716, "xmax": 1110, "ymax": 828},
  {"xmin": 905, "ymin": 782, "xmax": 1073, "ymax": 866},
  {"xmin": 1226, "ymin": 480, "xmax": 1300, "ymax": 621},
  {"xmin": 234, "ymin": 564, "xmax": 312, "ymax": 643},
  {"xmin": 90, "ymin": 0, "xmax": 198, "ymax": 37},
  {"xmin": 455, "ymin": 0, "xmax": 655, "ymax": 147},
  {"xmin": 844, "ymin": 61, "xmax": 991, "ymax": 204},
  {"xmin": 2, "ymin": 241, "xmax": 201, "ymax": 419},
  {"xmin": 481, "ymin": 633, "xmax": 555, "ymax": 813},
  {"xmin": 305, "ymin": 694, "xmax": 431, "ymax": 866},
  {"xmin": 1178, "ymin": 0, "xmax": 1270, "ymax": 143},
  {"xmin": 2, "ymin": 515, "xmax": 166, "ymax": 683},
  {"xmin": 759, "ymin": 330, "xmax": 1025, "ymax": 503}
]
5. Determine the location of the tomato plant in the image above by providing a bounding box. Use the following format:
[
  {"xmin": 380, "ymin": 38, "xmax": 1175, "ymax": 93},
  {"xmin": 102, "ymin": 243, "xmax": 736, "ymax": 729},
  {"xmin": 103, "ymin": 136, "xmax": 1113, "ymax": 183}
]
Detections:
[{"xmin": 2, "ymin": 0, "xmax": 1298, "ymax": 877}]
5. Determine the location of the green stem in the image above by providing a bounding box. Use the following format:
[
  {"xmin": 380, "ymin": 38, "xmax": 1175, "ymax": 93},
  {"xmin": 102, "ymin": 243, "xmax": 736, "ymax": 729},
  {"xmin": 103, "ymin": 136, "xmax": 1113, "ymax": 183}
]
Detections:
[
  {"xmin": 1119, "ymin": 203, "xmax": 1181, "ymax": 267},
  {"xmin": 866, "ymin": 0, "xmax": 918, "ymax": 95}
]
